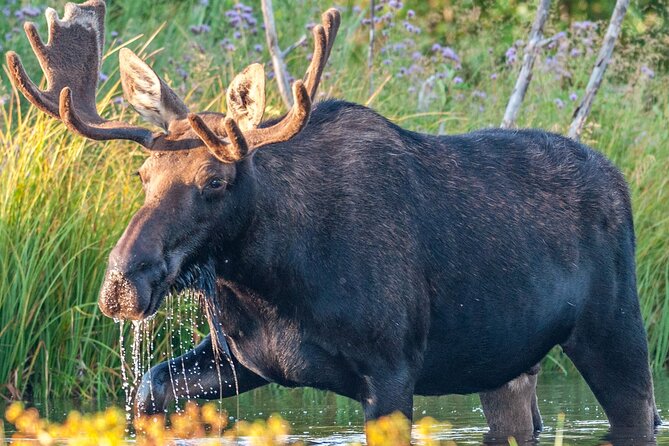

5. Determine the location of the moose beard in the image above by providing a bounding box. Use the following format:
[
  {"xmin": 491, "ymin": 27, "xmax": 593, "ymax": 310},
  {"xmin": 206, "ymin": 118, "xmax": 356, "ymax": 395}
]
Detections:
[{"xmin": 171, "ymin": 260, "xmax": 232, "ymax": 359}]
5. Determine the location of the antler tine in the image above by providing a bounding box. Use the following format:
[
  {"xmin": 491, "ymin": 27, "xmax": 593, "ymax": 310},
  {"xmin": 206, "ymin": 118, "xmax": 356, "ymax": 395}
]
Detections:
[
  {"xmin": 304, "ymin": 8, "xmax": 341, "ymax": 99},
  {"xmin": 191, "ymin": 81, "xmax": 311, "ymax": 163},
  {"xmin": 6, "ymin": 50, "xmax": 58, "ymax": 119},
  {"xmin": 6, "ymin": 0, "xmax": 155, "ymax": 148},
  {"xmin": 188, "ymin": 114, "xmax": 248, "ymax": 163},
  {"xmin": 241, "ymin": 80, "xmax": 311, "ymax": 148},
  {"xmin": 60, "ymin": 87, "xmax": 155, "ymax": 146}
]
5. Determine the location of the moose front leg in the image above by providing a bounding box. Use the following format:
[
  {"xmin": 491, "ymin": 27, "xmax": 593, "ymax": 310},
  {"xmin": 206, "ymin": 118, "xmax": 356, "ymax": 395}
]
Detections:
[{"xmin": 135, "ymin": 334, "xmax": 268, "ymax": 415}]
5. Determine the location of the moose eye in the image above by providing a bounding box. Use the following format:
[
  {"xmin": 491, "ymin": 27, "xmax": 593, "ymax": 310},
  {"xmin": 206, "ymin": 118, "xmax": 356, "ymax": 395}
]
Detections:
[{"xmin": 206, "ymin": 178, "xmax": 225, "ymax": 190}]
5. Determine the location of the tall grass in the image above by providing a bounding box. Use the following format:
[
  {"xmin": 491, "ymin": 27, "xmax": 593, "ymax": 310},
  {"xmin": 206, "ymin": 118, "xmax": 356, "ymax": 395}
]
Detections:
[{"xmin": 0, "ymin": 0, "xmax": 668, "ymax": 401}]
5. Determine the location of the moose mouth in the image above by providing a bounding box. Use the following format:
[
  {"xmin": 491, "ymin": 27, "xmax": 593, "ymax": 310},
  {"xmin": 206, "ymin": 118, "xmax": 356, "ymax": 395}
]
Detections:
[
  {"xmin": 99, "ymin": 259, "xmax": 217, "ymax": 320},
  {"xmin": 153, "ymin": 260, "xmax": 218, "ymax": 318}
]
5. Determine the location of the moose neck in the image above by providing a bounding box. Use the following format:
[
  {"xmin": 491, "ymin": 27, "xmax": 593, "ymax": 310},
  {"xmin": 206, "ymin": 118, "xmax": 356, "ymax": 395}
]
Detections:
[{"xmin": 213, "ymin": 142, "xmax": 326, "ymax": 304}]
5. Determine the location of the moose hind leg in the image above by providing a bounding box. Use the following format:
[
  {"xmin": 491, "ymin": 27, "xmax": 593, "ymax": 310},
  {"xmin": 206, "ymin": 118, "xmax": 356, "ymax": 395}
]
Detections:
[
  {"xmin": 561, "ymin": 289, "xmax": 658, "ymax": 434},
  {"xmin": 479, "ymin": 368, "xmax": 542, "ymax": 438}
]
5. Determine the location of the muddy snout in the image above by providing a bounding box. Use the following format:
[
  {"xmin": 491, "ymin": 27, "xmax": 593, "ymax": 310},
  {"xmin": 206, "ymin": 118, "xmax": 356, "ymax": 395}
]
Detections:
[{"xmin": 98, "ymin": 258, "xmax": 168, "ymax": 320}]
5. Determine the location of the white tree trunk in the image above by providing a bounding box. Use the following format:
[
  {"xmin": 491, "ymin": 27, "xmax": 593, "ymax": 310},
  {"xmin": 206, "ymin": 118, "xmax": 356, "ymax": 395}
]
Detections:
[
  {"xmin": 501, "ymin": 0, "xmax": 552, "ymax": 129},
  {"xmin": 261, "ymin": 0, "xmax": 293, "ymax": 108},
  {"xmin": 567, "ymin": 0, "xmax": 629, "ymax": 140}
]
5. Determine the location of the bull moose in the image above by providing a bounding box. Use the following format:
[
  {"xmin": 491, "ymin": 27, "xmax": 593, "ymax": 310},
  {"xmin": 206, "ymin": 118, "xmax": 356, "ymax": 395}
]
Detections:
[{"xmin": 6, "ymin": 0, "xmax": 660, "ymax": 441}]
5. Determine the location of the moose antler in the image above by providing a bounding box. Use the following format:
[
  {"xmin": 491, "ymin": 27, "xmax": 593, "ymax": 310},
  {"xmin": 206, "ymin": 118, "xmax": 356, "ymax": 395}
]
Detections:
[
  {"xmin": 191, "ymin": 8, "xmax": 340, "ymax": 163},
  {"xmin": 189, "ymin": 80, "xmax": 311, "ymax": 163},
  {"xmin": 304, "ymin": 8, "xmax": 341, "ymax": 99},
  {"xmin": 5, "ymin": 0, "xmax": 155, "ymax": 147}
]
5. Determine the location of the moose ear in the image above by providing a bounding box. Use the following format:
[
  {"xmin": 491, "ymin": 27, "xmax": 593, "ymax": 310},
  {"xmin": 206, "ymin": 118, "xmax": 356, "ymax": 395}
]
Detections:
[
  {"xmin": 119, "ymin": 48, "xmax": 189, "ymax": 131},
  {"xmin": 226, "ymin": 63, "xmax": 266, "ymax": 131}
]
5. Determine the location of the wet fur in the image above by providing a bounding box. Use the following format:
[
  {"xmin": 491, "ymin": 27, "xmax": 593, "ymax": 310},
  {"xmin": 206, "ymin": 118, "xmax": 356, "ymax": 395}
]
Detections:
[{"xmin": 138, "ymin": 99, "xmax": 658, "ymax": 435}]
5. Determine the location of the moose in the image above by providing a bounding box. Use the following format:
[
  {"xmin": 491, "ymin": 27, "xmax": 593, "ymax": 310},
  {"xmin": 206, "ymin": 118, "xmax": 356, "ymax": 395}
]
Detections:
[{"xmin": 7, "ymin": 0, "xmax": 660, "ymax": 441}]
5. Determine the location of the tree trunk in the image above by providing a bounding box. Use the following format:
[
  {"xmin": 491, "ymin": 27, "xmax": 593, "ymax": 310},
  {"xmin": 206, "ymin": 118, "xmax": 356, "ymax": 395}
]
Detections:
[
  {"xmin": 261, "ymin": 0, "xmax": 293, "ymax": 109},
  {"xmin": 501, "ymin": 0, "xmax": 552, "ymax": 129},
  {"xmin": 567, "ymin": 0, "xmax": 629, "ymax": 141}
]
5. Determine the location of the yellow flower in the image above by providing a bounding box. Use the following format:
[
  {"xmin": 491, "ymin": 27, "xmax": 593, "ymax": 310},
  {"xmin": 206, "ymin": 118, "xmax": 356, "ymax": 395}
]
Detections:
[{"xmin": 5, "ymin": 401, "xmax": 25, "ymax": 424}]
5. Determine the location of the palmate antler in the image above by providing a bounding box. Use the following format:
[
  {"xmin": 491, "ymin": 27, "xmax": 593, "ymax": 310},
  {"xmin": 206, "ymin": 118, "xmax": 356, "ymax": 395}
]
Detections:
[
  {"xmin": 6, "ymin": 0, "xmax": 156, "ymax": 147},
  {"xmin": 190, "ymin": 8, "xmax": 341, "ymax": 162},
  {"xmin": 6, "ymin": 1, "xmax": 340, "ymax": 162}
]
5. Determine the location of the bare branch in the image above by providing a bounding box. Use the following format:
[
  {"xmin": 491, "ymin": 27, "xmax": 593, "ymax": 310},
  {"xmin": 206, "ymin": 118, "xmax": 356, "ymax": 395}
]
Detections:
[
  {"xmin": 281, "ymin": 34, "xmax": 307, "ymax": 58},
  {"xmin": 501, "ymin": 0, "xmax": 552, "ymax": 129},
  {"xmin": 567, "ymin": 0, "xmax": 629, "ymax": 141},
  {"xmin": 260, "ymin": 0, "xmax": 293, "ymax": 109}
]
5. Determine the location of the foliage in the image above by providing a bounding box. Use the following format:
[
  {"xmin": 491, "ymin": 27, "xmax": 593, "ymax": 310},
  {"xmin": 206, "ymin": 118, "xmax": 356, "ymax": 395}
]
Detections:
[
  {"xmin": 0, "ymin": 0, "xmax": 667, "ymax": 403},
  {"xmin": 3, "ymin": 402, "xmax": 433, "ymax": 445}
]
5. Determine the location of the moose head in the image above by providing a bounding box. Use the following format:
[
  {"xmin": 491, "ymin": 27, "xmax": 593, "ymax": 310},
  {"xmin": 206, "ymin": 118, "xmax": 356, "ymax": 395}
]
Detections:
[{"xmin": 7, "ymin": 0, "xmax": 340, "ymax": 320}]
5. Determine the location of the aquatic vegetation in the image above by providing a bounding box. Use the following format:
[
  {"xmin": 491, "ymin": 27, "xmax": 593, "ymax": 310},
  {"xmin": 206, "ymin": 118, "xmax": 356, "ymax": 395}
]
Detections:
[{"xmin": 3, "ymin": 402, "xmax": 450, "ymax": 445}]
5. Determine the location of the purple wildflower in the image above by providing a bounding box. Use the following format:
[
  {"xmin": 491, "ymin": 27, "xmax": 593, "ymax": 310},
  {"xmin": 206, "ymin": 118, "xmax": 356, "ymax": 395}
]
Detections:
[
  {"xmin": 441, "ymin": 47, "xmax": 459, "ymax": 63},
  {"xmin": 569, "ymin": 92, "xmax": 578, "ymax": 101},
  {"xmin": 20, "ymin": 6, "xmax": 40, "ymax": 17},
  {"xmin": 99, "ymin": 72, "xmax": 108, "ymax": 82},
  {"xmin": 490, "ymin": 73, "xmax": 498, "ymax": 80},
  {"xmin": 554, "ymin": 98, "xmax": 564, "ymax": 109},
  {"xmin": 254, "ymin": 44, "xmax": 263, "ymax": 52},
  {"xmin": 453, "ymin": 76, "xmax": 463, "ymax": 84},
  {"xmin": 189, "ymin": 24, "xmax": 211, "ymax": 35},
  {"xmin": 431, "ymin": 43, "xmax": 442, "ymax": 52},
  {"xmin": 505, "ymin": 47, "xmax": 517, "ymax": 65},
  {"xmin": 407, "ymin": 9, "xmax": 415, "ymax": 19},
  {"xmin": 353, "ymin": 5, "xmax": 362, "ymax": 13},
  {"xmin": 641, "ymin": 65, "xmax": 655, "ymax": 79}
]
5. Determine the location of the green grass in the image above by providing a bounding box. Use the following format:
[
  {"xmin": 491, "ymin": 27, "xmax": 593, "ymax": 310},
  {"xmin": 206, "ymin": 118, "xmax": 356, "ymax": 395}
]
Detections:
[{"xmin": 0, "ymin": 0, "xmax": 668, "ymax": 401}]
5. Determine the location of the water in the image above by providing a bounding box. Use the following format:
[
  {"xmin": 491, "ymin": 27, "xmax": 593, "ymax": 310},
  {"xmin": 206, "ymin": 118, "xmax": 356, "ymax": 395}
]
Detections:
[{"xmin": 5, "ymin": 373, "xmax": 669, "ymax": 444}]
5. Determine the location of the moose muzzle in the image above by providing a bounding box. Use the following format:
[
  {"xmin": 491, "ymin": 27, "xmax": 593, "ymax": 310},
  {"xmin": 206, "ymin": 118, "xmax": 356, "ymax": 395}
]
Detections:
[
  {"xmin": 98, "ymin": 208, "xmax": 170, "ymax": 320},
  {"xmin": 99, "ymin": 251, "xmax": 169, "ymax": 320}
]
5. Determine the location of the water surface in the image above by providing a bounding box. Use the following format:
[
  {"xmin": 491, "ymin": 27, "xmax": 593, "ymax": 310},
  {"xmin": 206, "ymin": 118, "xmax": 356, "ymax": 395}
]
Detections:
[{"xmin": 7, "ymin": 372, "xmax": 668, "ymax": 444}]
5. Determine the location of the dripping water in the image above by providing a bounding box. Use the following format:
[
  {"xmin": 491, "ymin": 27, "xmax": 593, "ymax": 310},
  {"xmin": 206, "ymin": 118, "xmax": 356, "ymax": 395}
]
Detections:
[
  {"xmin": 117, "ymin": 318, "xmax": 131, "ymax": 430},
  {"xmin": 117, "ymin": 260, "xmax": 240, "ymax": 434}
]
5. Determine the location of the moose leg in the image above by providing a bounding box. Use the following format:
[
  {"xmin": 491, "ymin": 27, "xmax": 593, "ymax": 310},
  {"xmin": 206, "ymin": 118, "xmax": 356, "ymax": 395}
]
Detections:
[
  {"xmin": 562, "ymin": 282, "xmax": 661, "ymax": 436},
  {"xmin": 479, "ymin": 367, "xmax": 542, "ymax": 439},
  {"xmin": 360, "ymin": 368, "xmax": 415, "ymax": 423},
  {"xmin": 135, "ymin": 334, "xmax": 268, "ymax": 415}
]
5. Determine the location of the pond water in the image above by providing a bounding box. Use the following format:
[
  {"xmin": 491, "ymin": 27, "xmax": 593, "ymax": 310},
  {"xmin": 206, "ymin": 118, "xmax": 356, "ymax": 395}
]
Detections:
[{"xmin": 5, "ymin": 372, "xmax": 669, "ymax": 445}]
